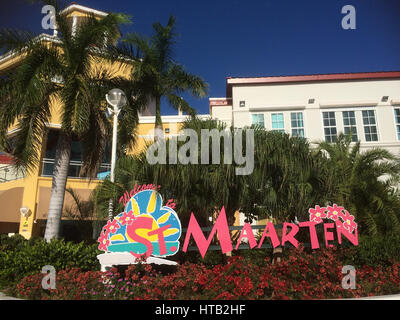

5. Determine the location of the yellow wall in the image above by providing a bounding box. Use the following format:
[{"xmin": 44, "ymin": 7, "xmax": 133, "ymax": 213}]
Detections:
[
  {"xmin": 0, "ymin": 6, "xmax": 187, "ymax": 238},
  {"xmin": 0, "ymin": 173, "xmax": 102, "ymax": 238}
]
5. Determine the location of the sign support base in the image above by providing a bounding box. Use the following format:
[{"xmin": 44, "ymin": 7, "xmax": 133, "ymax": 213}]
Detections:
[{"xmin": 97, "ymin": 252, "xmax": 178, "ymax": 272}]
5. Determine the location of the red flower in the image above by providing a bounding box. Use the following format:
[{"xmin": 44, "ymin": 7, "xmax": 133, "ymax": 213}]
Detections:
[
  {"xmin": 119, "ymin": 210, "xmax": 136, "ymax": 226},
  {"xmin": 97, "ymin": 232, "xmax": 110, "ymax": 251},
  {"xmin": 339, "ymin": 210, "xmax": 357, "ymax": 232},
  {"xmin": 326, "ymin": 204, "xmax": 344, "ymax": 221},
  {"xmin": 309, "ymin": 205, "xmax": 327, "ymax": 223},
  {"xmin": 104, "ymin": 219, "xmax": 120, "ymax": 235}
]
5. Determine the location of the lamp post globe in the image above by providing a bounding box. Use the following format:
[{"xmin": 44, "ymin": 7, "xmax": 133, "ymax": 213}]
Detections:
[
  {"xmin": 106, "ymin": 88, "xmax": 127, "ymax": 111},
  {"xmin": 106, "ymin": 88, "xmax": 127, "ymax": 220}
]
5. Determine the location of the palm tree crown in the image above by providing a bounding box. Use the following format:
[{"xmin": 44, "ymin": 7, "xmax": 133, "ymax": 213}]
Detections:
[
  {"xmin": 317, "ymin": 133, "xmax": 400, "ymax": 235},
  {"xmin": 0, "ymin": 0, "xmax": 133, "ymax": 241},
  {"xmin": 114, "ymin": 15, "xmax": 208, "ymax": 136}
]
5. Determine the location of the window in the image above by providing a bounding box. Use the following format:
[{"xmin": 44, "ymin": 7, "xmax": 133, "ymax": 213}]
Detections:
[
  {"xmin": 342, "ymin": 111, "xmax": 358, "ymax": 142},
  {"xmin": 322, "ymin": 112, "xmax": 337, "ymax": 142},
  {"xmin": 395, "ymin": 109, "xmax": 400, "ymax": 140},
  {"xmin": 362, "ymin": 110, "xmax": 378, "ymax": 141},
  {"xmin": 271, "ymin": 113, "xmax": 284, "ymax": 133},
  {"xmin": 251, "ymin": 114, "xmax": 265, "ymax": 128},
  {"xmin": 291, "ymin": 112, "xmax": 304, "ymax": 137},
  {"xmin": 42, "ymin": 130, "xmax": 111, "ymax": 178}
]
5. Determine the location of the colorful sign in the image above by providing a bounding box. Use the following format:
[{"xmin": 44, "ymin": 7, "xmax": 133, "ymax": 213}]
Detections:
[
  {"xmin": 98, "ymin": 188, "xmax": 182, "ymax": 258},
  {"xmin": 98, "ymin": 186, "xmax": 358, "ymax": 260}
]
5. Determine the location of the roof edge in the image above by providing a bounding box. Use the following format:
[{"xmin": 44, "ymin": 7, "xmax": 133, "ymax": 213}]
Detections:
[
  {"xmin": 60, "ymin": 3, "xmax": 108, "ymax": 17},
  {"xmin": 226, "ymin": 71, "xmax": 400, "ymax": 98}
]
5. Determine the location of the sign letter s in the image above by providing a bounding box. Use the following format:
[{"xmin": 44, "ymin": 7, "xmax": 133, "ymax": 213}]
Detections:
[{"xmin": 126, "ymin": 217, "xmax": 154, "ymax": 258}]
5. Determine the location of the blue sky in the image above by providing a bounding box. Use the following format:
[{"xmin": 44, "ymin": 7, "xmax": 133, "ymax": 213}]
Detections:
[{"xmin": 1, "ymin": 0, "xmax": 400, "ymax": 115}]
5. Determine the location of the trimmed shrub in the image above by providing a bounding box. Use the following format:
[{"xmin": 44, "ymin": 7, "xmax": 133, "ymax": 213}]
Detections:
[
  {"xmin": 0, "ymin": 235, "xmax": 100, "ymax": 289},
  {"xmin": 344, "ymin": 234, "xmax": 400, "ymax": 267}
]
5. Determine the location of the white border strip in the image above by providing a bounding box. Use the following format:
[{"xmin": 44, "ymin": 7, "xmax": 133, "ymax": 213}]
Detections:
[
  {"xmin": 138, "ymin": 114, "xmax": 210, "ymax": 124},
  {"xmin": 319, "ymin": 100, "xmax": 378, "ymax": 108},
  {"xmin": 60, "ymin": 4, "xmax": 108, "ymax": 17},
  {"xmin": 249, "ymin": 104, "xmax": 306, "ymax": 112}
]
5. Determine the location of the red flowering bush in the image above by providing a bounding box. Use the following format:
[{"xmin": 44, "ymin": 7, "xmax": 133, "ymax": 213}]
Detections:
[
  {"xmin": 7, "ymin": 268, "xmax": 105, "ymax": 300},
  {"xmin": 6, "ymin": 246, "xmax": 400, "ymax": 300}
]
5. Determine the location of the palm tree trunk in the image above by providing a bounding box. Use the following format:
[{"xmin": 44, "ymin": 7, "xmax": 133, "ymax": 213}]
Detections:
[
  {"xmin": 44, "ymin": 132, "xmax": 72, "ymax": 242},
  {"xmin": 154, "ymin": 96, "xmax": 163, "ymax": 141}
]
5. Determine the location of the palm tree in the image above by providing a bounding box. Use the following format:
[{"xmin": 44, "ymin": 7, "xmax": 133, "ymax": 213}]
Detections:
[
  {"xmin": 241, "ymin": 129, "xmax": 328, "ymax": 263},
  {"xmin": 111, "ymin": 15, "xmax": 208, "ymax": 139},
  {"xmin": 0, "ymin": 0, "xmax": 134, "ymax": 241},
  {"xmin": 95, "ymin": 118, "xmax": 326, "ymax": 229},
  {"xmin": 317, "ymin": 133, "xmax": 400, "ymax": 236},
  {"xmin": 95, "ymin": 119, "xmax": 331, "ymax": 263},
  {"xmin": 95, "ymin": 117, "xmax": 246, "ymax": 227},
  {"xmin": 240, "ymin": 128, "xmax": 328, "ymax": 222},
  {"xmin": 63, "ymin": 188, "xmax": 95, "ymax": 221}
]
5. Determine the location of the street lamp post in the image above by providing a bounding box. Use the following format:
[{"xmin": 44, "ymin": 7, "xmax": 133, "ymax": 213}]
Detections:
[{"xmin": 106, "ymin": 88, "xmax": 127, "ymax": 220}]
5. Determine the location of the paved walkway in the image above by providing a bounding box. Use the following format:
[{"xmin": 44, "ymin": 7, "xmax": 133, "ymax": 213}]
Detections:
[
  {"xmin": 0, "ymin": 292, "xmax": 21, "ymax": 300},
  {"xmin": 350, "ymin": 294, "xmax": 400, "ymax": 300}
]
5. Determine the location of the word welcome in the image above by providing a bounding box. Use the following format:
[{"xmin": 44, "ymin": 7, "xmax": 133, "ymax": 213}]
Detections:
[{"xmin": 119, "ymin": 184, "xmax": 160, "ymax": 206}]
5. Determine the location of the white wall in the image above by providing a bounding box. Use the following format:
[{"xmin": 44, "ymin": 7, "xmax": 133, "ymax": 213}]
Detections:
[
  {"xmin": 210, "ymin": 105, "xmax": 233, "ymax": 127},
  {"xmin": 214, "ymin": 78, "xmax": 400, "ymax": 155}
]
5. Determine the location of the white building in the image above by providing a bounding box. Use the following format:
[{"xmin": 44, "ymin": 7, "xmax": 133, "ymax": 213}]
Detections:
[{"xmin": 210, "ymin": 71, "xmax": 400, "ymax": 155}]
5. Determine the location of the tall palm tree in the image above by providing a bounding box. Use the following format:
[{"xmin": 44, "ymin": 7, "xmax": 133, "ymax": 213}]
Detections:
[
  {"xmin": 241, "ymin": 129, "xmax": 327, "ymax": 223},
  {"xmin": 241, "ymin": 129, "xmax": 328, "ymax": 263},
  {"xmin": 94, "ymin": 119, "xmax": 327, "ymax": 262},
  {"xmin": 0, "ymin": 0, "xmax": 134, "ymax": 241},
  {"xmin": 112, "ymin": 15, "xmax": 208, "ymax": 139},
  {"xmin": 95, "ymin": 119, "xmax": 326, "ymax": 227},
  {"xmin": 95, "ymin": 117, "xmax": 246, "ymax": 227},
  {"xmin": 317, "ymin": 133, "xmax": 400, "ymax": 236}
]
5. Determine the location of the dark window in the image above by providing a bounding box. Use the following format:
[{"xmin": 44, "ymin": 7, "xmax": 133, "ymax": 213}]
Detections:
[
  {"xmin": 42, "ymin": 130, "xmax": 111, "ymax": 178},
  {"xmin": 322, "ymin": 112, "xmax": 337, "ymax": 142},
  {"xmin": 362, "ymin": 110, "xmax": 378, "ymax": 142},
  {"xmin": 394, "ymin": 109, "xmax": 400, "ymax": 140},
  {"xmin": 342, "ymin": 111, "xmax": 358, "ymax": 142}
]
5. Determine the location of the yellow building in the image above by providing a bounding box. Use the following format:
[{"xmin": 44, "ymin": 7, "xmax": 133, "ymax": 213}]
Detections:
[{"xmin": 0, "ymin": 3, "xmax": 209, "ymax": 239}]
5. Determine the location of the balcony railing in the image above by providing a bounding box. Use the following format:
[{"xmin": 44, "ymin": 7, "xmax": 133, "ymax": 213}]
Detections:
[
  {"xmin": 41, "ymin": 158, "xmax": 111, "ymax": 179},
  {"xmin": 0, "ymin": 165, "xmax": 25, "ymax": 183}
]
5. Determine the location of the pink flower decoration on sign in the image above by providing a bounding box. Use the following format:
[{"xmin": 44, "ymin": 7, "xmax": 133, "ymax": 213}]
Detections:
[
  {"xmin": 326, "ymin": 204, "xmax": 344, "ymax": 221},
  {"xmin": 98, "ymin": 232, "xmax": 110, "ymax": 251},
  {"xmin": 309, "ymin": 205, "xmax": 327, "ymax": 223},
  {"xmin": 339, "ymin": 210, "xmax": 357, "ymax": 233},
  {"xmin": 309, "ymin": 204, "xmax": 358, "ymax": 233},
  {"xmin": 104, "ymin": 219, "xmax": 120, "ymax": 235},
  {"xmin": 119, "ymin": 210, "xmax": 136, "ymax": 226}
]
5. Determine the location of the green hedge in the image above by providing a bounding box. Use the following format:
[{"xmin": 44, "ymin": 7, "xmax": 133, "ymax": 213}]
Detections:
[
  {"xmin": 343, "ymin": 234, "xmax": 400, "ymax": 268},
  {"xmin": 0, "ymin": 235, "xmax": 100, "ymax": 289}
]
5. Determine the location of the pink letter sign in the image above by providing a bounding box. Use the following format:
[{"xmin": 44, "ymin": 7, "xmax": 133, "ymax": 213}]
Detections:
[{"xmin": 183, "ymin": 207, "xmax": 233, "ymax": 258}]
